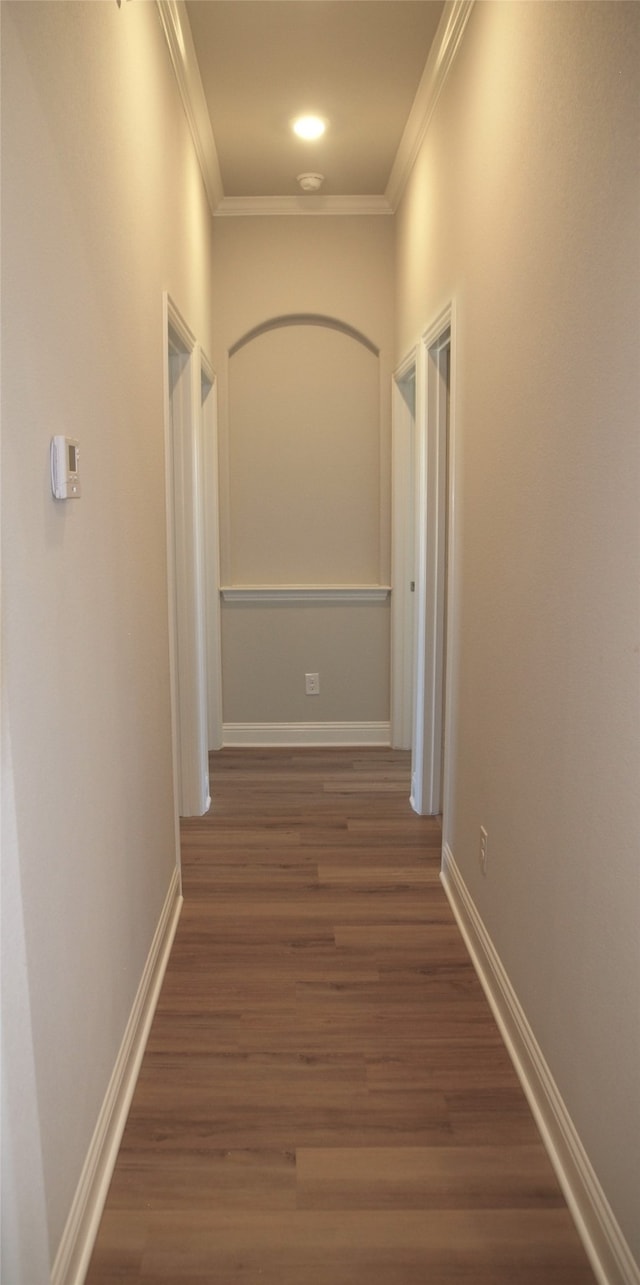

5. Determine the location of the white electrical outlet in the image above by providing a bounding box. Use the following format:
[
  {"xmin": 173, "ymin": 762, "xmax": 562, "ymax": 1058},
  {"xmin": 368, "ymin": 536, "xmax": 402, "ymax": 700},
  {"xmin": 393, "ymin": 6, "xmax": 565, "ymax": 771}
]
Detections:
[
  {"xmin": 479, "ymin": 826, "xmax": 488, "ymax": 875},
  {"xmin": 305, "ymin": 673, "xmax": 320, "ymax": 695}
]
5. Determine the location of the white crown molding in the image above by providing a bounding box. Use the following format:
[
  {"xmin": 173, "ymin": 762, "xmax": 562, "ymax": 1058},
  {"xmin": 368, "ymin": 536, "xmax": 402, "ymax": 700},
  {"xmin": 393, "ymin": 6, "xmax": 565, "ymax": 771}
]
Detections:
[
  {"xmin": 157, "ymin": 0, "xmax": 474, "ymax": 220},
  {"xmin": 385, "ymin": 0, "xmax": 476, "ymax": 212},
  {"xmin": 221, "ymin": 585, "xmax": 391, "ymax": 604},
  {"xmin": 214, "ymin": 195, "xmax": 393, "ymax": 218},
  {"xmin": 440, "ymin": 844, "xmax": 640, "ymax": 1285},
  {"xmin": 156, "ymin": 0, "xmax": 223, "ymax": 213},
  {"xmin": 223, "ymin": 722, "xmax": 391, "ymax": 747}
]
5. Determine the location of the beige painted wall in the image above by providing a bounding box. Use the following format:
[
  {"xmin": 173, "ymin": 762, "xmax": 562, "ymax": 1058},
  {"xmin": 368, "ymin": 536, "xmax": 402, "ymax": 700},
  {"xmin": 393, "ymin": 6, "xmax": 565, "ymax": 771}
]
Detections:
[
  {"xmin": 222, "ymin": 601, "xmax": 390, "ymax": 725},
  {"xmin": 212, "ymin": 216, "xmax": 395, "ymax": 728},
  {"xmin": 227, "ymin": 324, "xmax": 381, "ymax": 585},
  {"xmin": 396, "ymin": 0, "xmax": 639, "ymax": 1259},
  {"xmin": 1, "ymin": 1, "xmax": 214, "ymax": 1274}
]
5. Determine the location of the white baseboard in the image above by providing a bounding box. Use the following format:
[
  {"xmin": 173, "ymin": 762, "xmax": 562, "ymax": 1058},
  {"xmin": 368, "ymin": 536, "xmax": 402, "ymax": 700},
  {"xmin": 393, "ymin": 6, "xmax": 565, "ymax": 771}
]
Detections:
[
  {"xmin": 222, "ymin": 721, "xmax": 391, "ymax": 747},
  {"xmin": 440, "ymin": 843, "xmax": 640, "ymax": 1285},
  {"xmin": 51, "ymin": 866, "xmax": 183, "ymax": 1285}
]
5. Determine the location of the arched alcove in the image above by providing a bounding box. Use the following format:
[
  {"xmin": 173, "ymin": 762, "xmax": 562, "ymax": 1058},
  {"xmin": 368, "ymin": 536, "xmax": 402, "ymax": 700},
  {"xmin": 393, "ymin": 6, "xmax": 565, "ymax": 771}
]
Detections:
[{"xmin": 225, "ymin": 318, "xmax": 382, "ymax": 586}]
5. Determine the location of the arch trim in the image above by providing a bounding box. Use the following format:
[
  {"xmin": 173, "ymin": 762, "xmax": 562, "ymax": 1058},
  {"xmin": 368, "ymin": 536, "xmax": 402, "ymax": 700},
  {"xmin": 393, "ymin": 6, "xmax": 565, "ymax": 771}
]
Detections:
[{"xmin": 229, "ymin": 313, "xmax": 379, "ymax": 358}]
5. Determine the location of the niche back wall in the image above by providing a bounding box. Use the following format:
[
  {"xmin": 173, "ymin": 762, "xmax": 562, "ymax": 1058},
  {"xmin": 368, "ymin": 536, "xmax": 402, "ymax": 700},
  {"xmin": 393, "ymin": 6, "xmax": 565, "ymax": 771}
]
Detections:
[{"xmin": 212, "ymin": 215, "xmax": 395, "ymax": 742}]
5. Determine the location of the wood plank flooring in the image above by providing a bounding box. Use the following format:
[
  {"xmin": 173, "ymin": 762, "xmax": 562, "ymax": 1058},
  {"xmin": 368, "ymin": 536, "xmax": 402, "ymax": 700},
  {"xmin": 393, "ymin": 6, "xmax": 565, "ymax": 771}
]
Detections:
[{"xmin": 85, "ymin": 748, "xmax": 596, "ymax": 1284}]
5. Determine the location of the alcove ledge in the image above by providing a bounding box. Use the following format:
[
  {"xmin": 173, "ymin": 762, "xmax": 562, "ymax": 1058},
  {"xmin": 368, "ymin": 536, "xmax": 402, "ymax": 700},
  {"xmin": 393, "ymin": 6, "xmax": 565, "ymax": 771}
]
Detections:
[{"xmin": 220, "ymin": 585, "xmax": 391, "ymax": 603}]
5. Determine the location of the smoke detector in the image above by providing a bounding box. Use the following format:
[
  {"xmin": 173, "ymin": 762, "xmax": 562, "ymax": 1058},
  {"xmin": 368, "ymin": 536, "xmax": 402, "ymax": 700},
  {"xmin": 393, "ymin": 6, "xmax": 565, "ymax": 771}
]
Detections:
[{"xmin": 297, "ymin": 173, "xmax": 324, "ymax": 193}]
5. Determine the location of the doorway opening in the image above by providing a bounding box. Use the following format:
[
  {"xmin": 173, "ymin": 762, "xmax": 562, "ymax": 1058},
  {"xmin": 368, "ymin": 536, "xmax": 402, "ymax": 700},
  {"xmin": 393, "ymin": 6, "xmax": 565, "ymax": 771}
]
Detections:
[
  {"xmin": 163, "ymin": 295, "xmax": 210, "ymax": 819},
  {"xmin": 201, "ymin": 359, "xmax": 223, "ymax": 753},
  {"xmin": 417, "ymin": 312, "xmax": 452, "ymax": 819},
  {"xmin": 391, "ymin": 350, "xmax": 418, "ymax": 751},
  {"xmin": 393, "ymin": 306, "xmax": 454, "ymax": 821}
]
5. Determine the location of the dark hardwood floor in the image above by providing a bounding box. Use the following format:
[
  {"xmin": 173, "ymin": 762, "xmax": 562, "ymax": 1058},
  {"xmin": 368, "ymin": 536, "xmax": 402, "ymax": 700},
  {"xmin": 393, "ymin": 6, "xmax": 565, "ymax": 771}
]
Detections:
[{"xmin": 85, "ymin": 748, "xmax": 596, "ymax": 1283}]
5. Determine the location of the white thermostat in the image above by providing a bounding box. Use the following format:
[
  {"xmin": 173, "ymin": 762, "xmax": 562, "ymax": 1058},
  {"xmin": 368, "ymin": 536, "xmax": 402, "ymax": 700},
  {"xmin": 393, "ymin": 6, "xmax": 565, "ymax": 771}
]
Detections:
[{"xmin": 51, "ymin": 435, "xmax": 81, "ymax": 499}]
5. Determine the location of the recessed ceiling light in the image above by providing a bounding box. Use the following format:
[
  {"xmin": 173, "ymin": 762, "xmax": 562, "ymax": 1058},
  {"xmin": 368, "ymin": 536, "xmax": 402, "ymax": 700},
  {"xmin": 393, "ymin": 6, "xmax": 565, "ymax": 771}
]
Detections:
[{"xmin": 293, "ymin": 115, "xmax": 326, "ymax": 141}]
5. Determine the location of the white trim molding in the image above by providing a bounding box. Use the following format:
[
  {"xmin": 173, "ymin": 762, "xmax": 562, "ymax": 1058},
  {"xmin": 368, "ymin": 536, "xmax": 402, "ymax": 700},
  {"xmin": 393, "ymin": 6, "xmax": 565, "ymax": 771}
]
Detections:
[
  {"xmin": 414, "ymin": 304, "xmax": 456, "ymax": 817},
  {"xmin": 156, "ymin": 1, "xmax": 223, "ymax": 214},
  {"xmin": 391, "ymin": 348, "xmax": 418, "ymax": 750},
  {"xmin": 215, "ymin": 195, "xmax": 392, "ymax": 218},
  {"xmin": 157, "ymin": 0, "xmax": 474, "ymax": 220},
  {"xmin": 223, "ymin": 722, "xmax": 391, "ymax": 747},
  {"xmin": 200, "ymin": 357, "xmax": 223, "ymax": 753},
  {"xmin": 221, "ymin": 586, "xmax": 390, "ymax": 604},
  {"xmin": 51, "ymin": 869, "xmax": 183, "ymax": 1285},
  {"xmin": 440, "ymin": 845, "xmax": 640, "ymax": 1285},
  {"xmin": 386, "ymin": 0, "xmax": 475, "ymax": 211},
  {"xmin": 229, "ymin": 314, "xmax": 379, "ymax": 359},
  {"xmin": 163, "ymin": 294, "xmax": 211, "ymax": 819},
  {"xmin": 403, "ymin": 302, "xmax": 456, "ymax": 816}
]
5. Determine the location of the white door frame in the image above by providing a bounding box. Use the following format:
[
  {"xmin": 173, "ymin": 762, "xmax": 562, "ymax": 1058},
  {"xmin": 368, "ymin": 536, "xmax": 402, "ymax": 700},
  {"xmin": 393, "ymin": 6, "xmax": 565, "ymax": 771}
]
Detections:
[
  {"xmin": 391, "ymin": 348, "xmax": 419, "ymax": 750},
  {"xmin": 163, "ymin": 293, "xmax": 211, "ymax": 818},
  {"xmin": 416, "ymin": 304, "xmax": 455, "ymax": 817},
  {"xmin": 201, "ymin": 357, "xmax": 223, "ymax": 751},
  {"xmin": 392, "ymin": 304, "xmax": 456, "ymax": 818}
]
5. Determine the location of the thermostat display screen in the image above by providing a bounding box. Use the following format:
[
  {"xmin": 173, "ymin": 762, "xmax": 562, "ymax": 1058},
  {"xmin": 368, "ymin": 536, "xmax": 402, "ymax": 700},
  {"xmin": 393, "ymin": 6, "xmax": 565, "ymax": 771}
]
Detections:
[{"xmin": 51, "ymin": 435, "xmax": 81, "ymax": 499}]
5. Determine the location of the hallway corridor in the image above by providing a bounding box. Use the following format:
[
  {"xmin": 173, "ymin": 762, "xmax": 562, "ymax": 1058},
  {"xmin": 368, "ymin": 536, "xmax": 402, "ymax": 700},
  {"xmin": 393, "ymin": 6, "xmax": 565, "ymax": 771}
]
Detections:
[{"xmin": 85, "ymin": 749, "xmax": 596, "ymax": 1283}]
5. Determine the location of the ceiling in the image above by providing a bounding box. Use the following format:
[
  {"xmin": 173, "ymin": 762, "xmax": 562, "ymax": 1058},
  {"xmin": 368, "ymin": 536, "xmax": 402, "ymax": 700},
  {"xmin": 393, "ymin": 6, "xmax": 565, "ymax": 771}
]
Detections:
[
  {"xmin": 184, "ymin": 1, "xmax": 445, "ymax": 200},
  {"xmin": 158, "ymin": 1, "xmax": 472, "ymax": 215}
]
